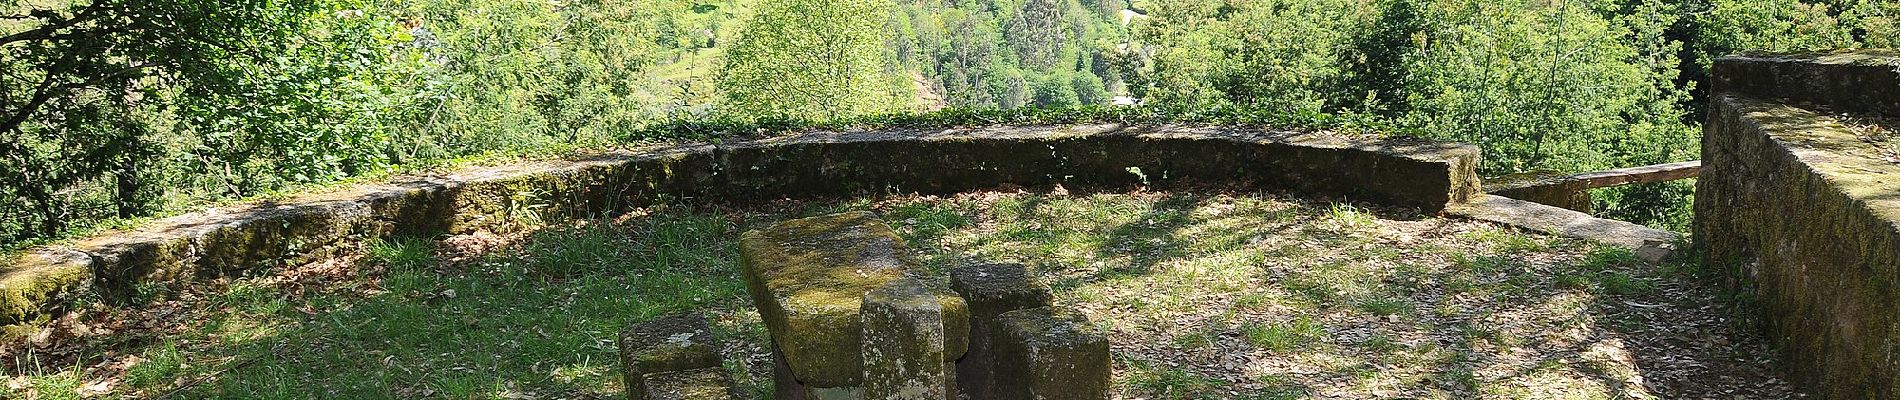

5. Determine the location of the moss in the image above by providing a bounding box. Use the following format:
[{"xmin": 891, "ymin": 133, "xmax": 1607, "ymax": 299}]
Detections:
[
  {"xmin": 1700, "ymin": 96, "xmax": 1900, "ymax": 398},
  {"xmin": 739, "ymin": 212, "xmax": 969, "ymax": 388},
  {"xmin": 0, "ymin": 250, "xmax": 92, "ymax": 328}
]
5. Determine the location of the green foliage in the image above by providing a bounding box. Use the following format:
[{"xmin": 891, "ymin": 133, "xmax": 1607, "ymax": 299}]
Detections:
[
  {"xmin": 6, "ymin": 0, "xmax": 1898, "ymax": 248},
  {"xmin": 1, "ymin": 0, "xmax": 327, "ymax": 243},
  {"xmin": 720, "ymin": 0, "xmax": 912, "ymax": 121}
]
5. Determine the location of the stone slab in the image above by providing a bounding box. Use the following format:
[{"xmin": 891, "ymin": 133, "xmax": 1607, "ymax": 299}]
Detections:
[
  {"xmin": 1447, "ymin": 194, "xmax": 1678, "ymax": 263},
  {"xmin": 740, "ymin": 212, "xmax": 969, "ymax": 388}
]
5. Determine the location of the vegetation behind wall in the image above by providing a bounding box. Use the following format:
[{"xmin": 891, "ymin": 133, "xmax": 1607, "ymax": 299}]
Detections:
[{"xmin": 3, "ymin": 0, "xmax": 1896, "ymax": 249}]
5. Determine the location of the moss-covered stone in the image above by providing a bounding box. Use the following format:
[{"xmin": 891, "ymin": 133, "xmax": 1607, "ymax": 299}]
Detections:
[
  {"xmin": 861, "ymin": 278, "xmax": 948, "ymax": 400},
  {"xmin": 641, "ymin": 367, "xmax": 738, "ymax": 400},
  {"xmin": 620, "ymin": 312, "xmax": 724, "ymax": 400},
  {"xmin": 1485, "ymin": 171, "xmax": 1593, "ymax": 212},
  {"xmin": 740, "ymin": 212, "xmax": 969, "ymax": 388},
  {"xmin": 0, "ymin": 249, "xmax": 92, "ymax": 329},
  {"xmin": 948, "ymin": 262, "xmax": 1052, "ymax": 400},
  {"xmin": 715, "ymin": 125, "xmax": 1479, "ymax": 213},
  {"xmin": 1699, "ymin": 94, "xmax": 1900, "ymax": 398},
  {"xmin": 1714, "ymin": 50, "xmax": 1900, "ymax": 116},
  {"xmin": 80, "ymin": 231, "xmax": 196, "ymax": 302},
  {"xmin": 8, "ymin": 124, "xmax": 1485, "ymax": 335},
  {"xmin": 992, "ymin": 306, "xmax": 1110, "ymax": 400}
]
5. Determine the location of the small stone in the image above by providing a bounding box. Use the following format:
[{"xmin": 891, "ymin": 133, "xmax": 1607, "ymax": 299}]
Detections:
[
  {"xmin": 862, "ymin": 278, "xmax": 948, "ymax": 400},
  {"xmin": 621, "ymin": 313, "xmax": 723, "ymax": 400},
  {"xmin": 992, "ymin": 307, "xmax": 1110, "ymax": 400}
]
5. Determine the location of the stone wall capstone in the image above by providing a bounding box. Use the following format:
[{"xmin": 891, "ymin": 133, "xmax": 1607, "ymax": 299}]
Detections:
[{"xmin": 0, "ymin": 124, "xmax": 1480, "ymax": 332}]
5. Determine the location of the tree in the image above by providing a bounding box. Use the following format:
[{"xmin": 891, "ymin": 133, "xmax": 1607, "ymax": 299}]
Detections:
[
  {"xmin": 1, "ymin": 0, "xmax": 323, "ymax": 241},
  {"xmin": 720, "ymin": 0, "xmax": 913, "ymax": 121}
]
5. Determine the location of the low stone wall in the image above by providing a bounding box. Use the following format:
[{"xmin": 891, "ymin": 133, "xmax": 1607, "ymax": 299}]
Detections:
[
  {"xmin": 1697, "ymin": 51, "xmax": 1900, "ymax": 398},
  {"xmin": 0, "ymin": 124, "xmax": 1481, "ymax": 331},
  {"xmin": 1713, "ymin": 50, "xmax": 1900, "ymax": 115}
]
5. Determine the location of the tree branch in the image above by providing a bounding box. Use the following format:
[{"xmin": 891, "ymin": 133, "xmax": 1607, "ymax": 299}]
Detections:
[{"xmin": 0, "ymin": 3, "xmax": 110, "ymax": 46}]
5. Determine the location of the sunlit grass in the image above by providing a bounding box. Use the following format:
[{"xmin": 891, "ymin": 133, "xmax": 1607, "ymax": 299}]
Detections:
[{"xmin": 5, "ymin": 190, "xmax": 1776, "ymax": 399}]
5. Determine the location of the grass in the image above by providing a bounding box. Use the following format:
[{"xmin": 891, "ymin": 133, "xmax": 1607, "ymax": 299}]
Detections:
[{"xmin": 3, "ymin": 190, "xmax": 1794, "ymax": 399}]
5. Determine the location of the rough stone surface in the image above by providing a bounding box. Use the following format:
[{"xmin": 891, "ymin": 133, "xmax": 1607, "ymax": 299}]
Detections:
[
  {"xmin": 641, "ymin": 368, "xmax": 739, "ymax": 400},
  {"xmin": 1698, "ymin": 94, "xmax": 1900, "ymax": 399},
  {"xmin": 861, "ymin": 278, "xmax": 949, "ymax": 400},
  {"xmin": 948, "ymin": 263, "xmax": 1052, "ymax": 400},
  {"xmin": 771, "ymin": 346, "xmax": 867, "ymax": 400},
  {"xmin": 1448, "ymin": 194, "xmax": 1679, "ymax": 263},
  {"xmin": 716, "ymin": 125, "xmax": 1479, "ymax": 211},
  {"xmin": 619, "ymin": 312, "xmax": 724, "ymax": 400},
  {"xmin": 0, "ymin": 249, "xmax": 93, "ymax": 331},
  {"xmin": 1485, "ymin": 171, "xmax": 1594, "ymax": 212},
  {"xmin": 1713, "ymin": 50, "xmax": 1900, "ymax": 116},
  {"xmin": 991, "ymin": 306, "xmax": 1110, "ymax": 400},
  {"xmin": 3, "ymin": 125, "xmax": 1480, "ymax": 332},
  {"xmin": 740, "ymin": 212, "xmax": 969, "ymax": 388}
]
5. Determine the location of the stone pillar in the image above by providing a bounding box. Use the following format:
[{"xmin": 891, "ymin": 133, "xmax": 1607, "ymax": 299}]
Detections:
[
  {"xmin": 991, "ymin": 307, "xmax": 1110, "ymax": 400},
  {"xmin": 947, "ymin": 263, "xmax": 1053, "ymax": 400},
  {"xmin": 618, "ymin": 312, "xmax": 738, "ymax": 400},
  {"xmin": 862, "ymin": 278, "xmax": 949, "ymax": 400}
]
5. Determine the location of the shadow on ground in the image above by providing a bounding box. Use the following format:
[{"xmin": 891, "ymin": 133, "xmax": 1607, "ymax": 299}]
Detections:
[{"xmin": 4, "ymin": 190, "xmax": 1798, "ymax": 399}]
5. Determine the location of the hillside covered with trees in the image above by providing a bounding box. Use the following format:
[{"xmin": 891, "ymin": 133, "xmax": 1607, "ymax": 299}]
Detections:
[{"xmin": 3, "ymin": 0, "xmax": 1897, "ymax": 248}]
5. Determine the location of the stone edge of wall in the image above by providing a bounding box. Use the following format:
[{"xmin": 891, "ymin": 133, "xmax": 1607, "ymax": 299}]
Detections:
[
  {"xmin": 1696, "ymin": 94, "xmax": 1900, "ymax": 398},
  {"xmin": 0, "ymin": 124, "xmax": 1480, "ymax": 330},
  {"xmin": 1714, "ymin": 49, "xmax": 1900, "ymax": 116},
  {"xmin": 1446, "ymin": 194, "xmax": 1680, "ymax": 263}
]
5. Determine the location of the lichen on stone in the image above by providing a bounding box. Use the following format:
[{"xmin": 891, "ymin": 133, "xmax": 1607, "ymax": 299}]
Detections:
[{"xmin": 739, "ymin": 211, "xmax": 969, "ymax": 388}]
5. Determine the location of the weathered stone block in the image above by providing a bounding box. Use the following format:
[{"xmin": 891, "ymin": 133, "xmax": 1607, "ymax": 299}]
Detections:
[
  {"xmin": 1484, "ymin": 171, "xmax": 1593, "ymax": 212},
  {"xmin": 740, "ymin": 212, "xmax": 969, "ymax": 388},
  {"xmin": 620, "ymin": 312, "xmax": 725, "ymax": 400},
  {"xmin": 642, "ymin": 368, "xmax": 738, "ymax": 400},
  {"xmin": 862, "ymin": 278, "xmax": 949, "ymax": 400},
  {"xmin": 949, "ymin": 263, "xmax": 1053, "ymax": 320},
  {"xmin": 991, "ymin": 307, "xmax": 1110, "ymax": 400},
  {"xmin": 1713, "ymin": 50, "xmax": 1900, "ymax": 116},
  {"xmin": 948, "ymin": 263, "xmax": 1052, "ymax": 400},
  {"xmin": 1447, "ymin": 195, "xmax": 1678, "ymax": 263},
  {"xmin": 0, "ymin": 249, "xmax": 93, "ymax": 330}
]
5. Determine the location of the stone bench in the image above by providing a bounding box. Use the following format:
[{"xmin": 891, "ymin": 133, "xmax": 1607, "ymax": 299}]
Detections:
[
  {"xmin": 949, "ymin": 262, "xmax": 1108, "ymax": 400},
  {"xmin": 742, "ymin": 213, "xmax": 1110, "ymax": 400},
  {"xmin": 739, "ymin": 212, "xmax": 970, "ymax": 398},
  {"xmin": 618, "ymin": 312, "xmax": 739, "ymax": 400}
]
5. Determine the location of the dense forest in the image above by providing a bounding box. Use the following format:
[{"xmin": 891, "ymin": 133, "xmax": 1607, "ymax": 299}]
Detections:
[{"xmin": 3, "ymin": 0, "xmax": 1896, "ymax": 249}]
